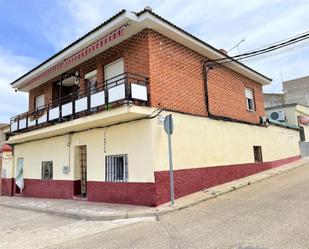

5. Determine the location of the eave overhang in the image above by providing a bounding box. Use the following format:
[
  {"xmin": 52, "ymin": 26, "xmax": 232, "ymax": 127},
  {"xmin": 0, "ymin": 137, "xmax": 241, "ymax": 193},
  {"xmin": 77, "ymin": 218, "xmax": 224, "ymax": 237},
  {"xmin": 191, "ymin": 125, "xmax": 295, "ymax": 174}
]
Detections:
[{"xmin": 11, "ymin": 9, "xmax": 271, "ymax": 92}]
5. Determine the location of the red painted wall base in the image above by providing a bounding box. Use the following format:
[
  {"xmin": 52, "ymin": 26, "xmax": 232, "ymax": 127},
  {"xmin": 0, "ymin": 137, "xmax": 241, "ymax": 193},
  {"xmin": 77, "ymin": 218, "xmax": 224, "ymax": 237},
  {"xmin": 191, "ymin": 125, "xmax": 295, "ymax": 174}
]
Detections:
[
  {"xmin": 87, "ymin": 181, "xmax": 156, "ymax": 206},
  {"xmin": 10, "ymin": 179, "xmax": 80, "ymax": 199},
  {"xmin": 154, "ymin": 155, "xmax": 301, "ymax": 205},
  {"xmin": 1, "ymin": 178, "xmax": 14, "ymax": 196},
  {"xmin": 0, "ymin": 155, "xmax": 300, "ymax": 207}
]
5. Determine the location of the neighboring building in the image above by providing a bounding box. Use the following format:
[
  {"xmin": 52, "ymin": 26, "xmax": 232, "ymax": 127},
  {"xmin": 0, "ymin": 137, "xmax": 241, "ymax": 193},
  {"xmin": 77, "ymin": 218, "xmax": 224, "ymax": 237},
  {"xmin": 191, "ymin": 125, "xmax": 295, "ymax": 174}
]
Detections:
[
  {"xmin": 0, "ymin": 124, "xmax": 10, "ymax": 195},
  {"xmin": 266, "ymin": 103, "xmax": 309, "ymax": 141},
  {"xmin": 2, "ymin": 8, "xmax": 300, "ymax": 206},
  {"xmin": 283, "ymin": 76, "xmax": 309, "ymax": 106},
  {"xmin": 264, "ymin": 76, "xmax": 309, "ymax": 108},
  {"xmin": 264, "ymin": 93, "xmax": 284, "ymax": 108},
  {"xmin": 0, "ymin": 124, "xmax": 9, "ymax": 145}
]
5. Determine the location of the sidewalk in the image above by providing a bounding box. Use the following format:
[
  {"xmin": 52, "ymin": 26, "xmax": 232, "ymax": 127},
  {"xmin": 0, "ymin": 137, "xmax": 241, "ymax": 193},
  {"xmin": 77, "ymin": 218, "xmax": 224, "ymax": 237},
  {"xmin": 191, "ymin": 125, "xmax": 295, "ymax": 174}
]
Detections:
[{"xmin": 0, "ymin": 159, "xmax": 308, "ymax": 221}]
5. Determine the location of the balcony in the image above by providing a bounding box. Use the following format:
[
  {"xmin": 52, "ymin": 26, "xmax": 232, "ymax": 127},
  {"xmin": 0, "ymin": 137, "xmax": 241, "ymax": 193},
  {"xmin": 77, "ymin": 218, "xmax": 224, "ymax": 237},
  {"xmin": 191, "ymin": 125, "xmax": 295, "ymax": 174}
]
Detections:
[{"xmin": 10, "ymin": 72, "xmax": 149, "ymax": 135}]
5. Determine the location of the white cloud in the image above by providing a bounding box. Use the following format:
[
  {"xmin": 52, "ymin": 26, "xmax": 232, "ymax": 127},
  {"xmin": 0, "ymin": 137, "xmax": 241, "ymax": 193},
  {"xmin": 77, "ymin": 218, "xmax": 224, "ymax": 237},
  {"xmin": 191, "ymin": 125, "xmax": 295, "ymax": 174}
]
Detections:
[
  {"xmin": 0, "ymin": 47, "xmax": 37, "ymax": 123},
  {"xmin": 44, "ymin": 0, "xmax": 147, "ymax": 51}
]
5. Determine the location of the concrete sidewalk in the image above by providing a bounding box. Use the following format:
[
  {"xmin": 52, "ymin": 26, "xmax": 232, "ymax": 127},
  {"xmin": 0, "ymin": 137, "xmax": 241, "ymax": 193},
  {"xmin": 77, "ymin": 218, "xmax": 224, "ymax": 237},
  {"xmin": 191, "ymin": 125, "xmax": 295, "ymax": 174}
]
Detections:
[{"xmin": 0, "ymin": 158, "xmax": 308, "ymax": 221}]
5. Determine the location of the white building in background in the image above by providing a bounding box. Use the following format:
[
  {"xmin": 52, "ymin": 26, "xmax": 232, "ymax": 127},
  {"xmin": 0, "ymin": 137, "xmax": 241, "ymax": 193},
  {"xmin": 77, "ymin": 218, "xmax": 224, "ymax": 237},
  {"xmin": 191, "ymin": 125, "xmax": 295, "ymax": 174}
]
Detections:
[
  {"xmin": 264, "ymin": 93, "xmax": 284, "ymax": 108},
  {"xmin": 283, "ymin": 76, "xmax": 309, "ymax": 106},
  {"xmin": 265, "ymin": 103, "xmax": 309, "ymax": 141},
  {"xmin": 264, "ymin": 76, "xmax": 309, "ymax": 108},
  {"xmin": 0, "ymin": 124, "xmax": 9, "ymax": 145}
]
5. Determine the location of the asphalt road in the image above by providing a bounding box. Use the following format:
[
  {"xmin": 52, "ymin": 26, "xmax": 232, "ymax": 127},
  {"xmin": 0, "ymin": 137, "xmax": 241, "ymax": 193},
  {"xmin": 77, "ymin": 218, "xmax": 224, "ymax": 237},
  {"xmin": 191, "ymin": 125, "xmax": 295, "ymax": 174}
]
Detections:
[{"xmin": 2, "ymin": 164, "xmax": 309, "ymax": 249}]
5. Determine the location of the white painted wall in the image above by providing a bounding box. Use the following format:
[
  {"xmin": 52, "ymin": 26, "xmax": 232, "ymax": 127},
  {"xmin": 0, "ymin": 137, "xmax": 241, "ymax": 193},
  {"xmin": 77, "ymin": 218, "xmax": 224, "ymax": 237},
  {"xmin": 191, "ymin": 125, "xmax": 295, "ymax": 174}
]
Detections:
[
  {"xmin": 152, "ymin": 111, "xmax": 300, "ymax": 171},
  {"xmin": 13, "ymin": 119, "xmax": 155, "ymax": 182},
  {"xmin": 12, "ymin": 109, "xmax": 300, "ymax": 183}
]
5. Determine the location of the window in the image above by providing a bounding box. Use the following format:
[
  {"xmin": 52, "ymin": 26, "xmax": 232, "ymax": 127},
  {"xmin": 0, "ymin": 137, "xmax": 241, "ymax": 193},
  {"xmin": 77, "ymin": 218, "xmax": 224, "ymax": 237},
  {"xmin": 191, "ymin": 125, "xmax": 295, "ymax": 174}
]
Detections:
[
  {"xmin": 104, "ymin": 58, "xmax": 124, "ymax": 89},
  {"xmin": 105, "ymin": 154, "xmax": 128, "ymax": 182},
  {"xmin": 245, "ymin": 88, "xmax": 255, "ymax": 111},
  {"xmin": 253, "ymin": 146, "xmax": 263, "ymax": 163},
  {"xmin": 41, "ymin": 161, "xmax": 53, "ymax": 180},
  {"xmin": 35, "ymin": 94, "xmax": 45, "ymax": 110},
  {"xmin": 85, "ymin": 69, "xmax": 97, "ymax": 93}
]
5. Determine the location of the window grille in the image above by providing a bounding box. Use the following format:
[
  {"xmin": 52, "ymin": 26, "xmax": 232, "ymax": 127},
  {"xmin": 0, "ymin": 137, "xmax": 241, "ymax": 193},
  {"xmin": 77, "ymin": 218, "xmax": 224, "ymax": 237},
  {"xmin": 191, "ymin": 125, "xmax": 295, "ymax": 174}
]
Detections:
[
  {"xmin": 253, "ymin": 146, "xmax": 263, "ymax": 163},
  {"xmin": 79, "ymin": 146, "xmax": 87, "ymax": 195},
  {"xmin": 105, "ymin": 154, "xmax": 128, "ymax": 182},
  {"xmin": 41, "ymin": 161, "xmax": 53, "ymax": 179}
]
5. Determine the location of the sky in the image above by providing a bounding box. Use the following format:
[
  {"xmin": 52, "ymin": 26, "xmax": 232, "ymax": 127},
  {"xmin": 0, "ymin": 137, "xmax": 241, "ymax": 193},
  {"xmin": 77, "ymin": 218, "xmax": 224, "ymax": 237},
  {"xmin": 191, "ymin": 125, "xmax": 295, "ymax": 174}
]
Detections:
[{"xmin": 0, "ymin": 0, "xmax": 308, "ymax": 123}]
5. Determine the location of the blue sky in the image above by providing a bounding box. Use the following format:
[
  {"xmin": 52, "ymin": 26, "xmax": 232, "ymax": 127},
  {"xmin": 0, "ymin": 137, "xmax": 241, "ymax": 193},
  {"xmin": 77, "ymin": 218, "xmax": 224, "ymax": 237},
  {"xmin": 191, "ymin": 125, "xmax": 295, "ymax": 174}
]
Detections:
[{"xmin": 0, "ymin": 0, "xmax": 309, "ymax": 123}]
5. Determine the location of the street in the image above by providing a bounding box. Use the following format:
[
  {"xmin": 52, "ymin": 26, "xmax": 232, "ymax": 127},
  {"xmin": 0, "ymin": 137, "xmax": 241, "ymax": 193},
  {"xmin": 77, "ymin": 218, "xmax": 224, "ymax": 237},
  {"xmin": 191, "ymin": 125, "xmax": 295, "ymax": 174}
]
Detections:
[{"xmin": 1, "ymin": 164, "xmax": 309, "ymax": 249}]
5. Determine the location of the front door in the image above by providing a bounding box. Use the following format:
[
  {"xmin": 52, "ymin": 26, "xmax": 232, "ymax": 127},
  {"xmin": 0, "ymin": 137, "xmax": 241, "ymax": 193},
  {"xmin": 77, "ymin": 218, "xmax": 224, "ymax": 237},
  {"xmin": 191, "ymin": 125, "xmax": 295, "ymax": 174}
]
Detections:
[{"xmin": 79, "ymin": 146, "xmax": 87, "ymax": 196}]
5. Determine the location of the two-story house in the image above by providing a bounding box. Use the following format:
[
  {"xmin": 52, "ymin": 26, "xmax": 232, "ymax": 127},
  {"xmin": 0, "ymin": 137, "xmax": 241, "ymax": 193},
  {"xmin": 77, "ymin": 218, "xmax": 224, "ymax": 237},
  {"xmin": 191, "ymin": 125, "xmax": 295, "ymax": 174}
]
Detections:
[{"xmin": 2, "ymin": 8, "xmax": 300, "ymax": 206}]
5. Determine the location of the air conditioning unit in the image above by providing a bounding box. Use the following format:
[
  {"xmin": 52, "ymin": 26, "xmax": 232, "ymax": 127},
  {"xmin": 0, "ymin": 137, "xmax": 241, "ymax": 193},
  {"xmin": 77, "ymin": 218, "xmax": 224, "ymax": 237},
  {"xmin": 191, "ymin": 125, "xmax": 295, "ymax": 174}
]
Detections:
[{"xmin": 270, "ymin": 110, "xmax": 285, "ymax": 121}]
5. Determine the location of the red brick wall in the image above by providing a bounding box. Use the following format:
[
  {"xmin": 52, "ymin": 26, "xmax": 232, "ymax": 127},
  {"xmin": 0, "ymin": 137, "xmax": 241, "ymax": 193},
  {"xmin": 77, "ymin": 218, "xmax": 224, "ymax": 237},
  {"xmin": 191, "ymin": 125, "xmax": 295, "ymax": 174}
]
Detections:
[
  {"xmin": 148, "ymin": 30, "xmax": 207, "ymax": 116},
  {"xmin": 27, "ymin": 29, "xmax": 265, "ymax": 124},
  {"xmin": 28, "ymin": 30, "xmax": 150, "ymax": 111},
  {"xmin": 147, "ymin": 29, "xmax": 265, "ymax": 123},
  {"xmin": 207, "ymin": 65, "xmax": 265, "ymax": 123},
  {"xmin": 29, "ymin": 81, "xmax": 53, "ymax": 111}
]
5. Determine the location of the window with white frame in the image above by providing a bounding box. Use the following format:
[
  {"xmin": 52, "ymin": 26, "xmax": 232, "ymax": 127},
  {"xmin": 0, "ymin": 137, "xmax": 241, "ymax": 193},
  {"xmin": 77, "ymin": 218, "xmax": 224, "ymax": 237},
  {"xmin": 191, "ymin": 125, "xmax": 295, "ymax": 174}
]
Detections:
[
  {"xmin": 104, "ymin": 58, "xmax": 124, "ymax": 89},
  {"xmin": 35, "ymin": 94, "xmax": 45, "ymax": 110},
  {"xmin": 41, "ymin": 161, "xmax": 53, "ymax": 180},
  {"xmin": 245, "ymin": 88, "xmax": 255, "ymax": 111},
  {"xmin": 105, "ymin": 154, "xmax": 128, "ymax": 182}
]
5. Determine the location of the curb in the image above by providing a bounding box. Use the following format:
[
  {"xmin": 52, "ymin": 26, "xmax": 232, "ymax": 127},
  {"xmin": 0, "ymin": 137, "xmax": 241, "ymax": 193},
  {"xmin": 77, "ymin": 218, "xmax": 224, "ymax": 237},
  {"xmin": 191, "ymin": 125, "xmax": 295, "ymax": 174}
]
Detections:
[
  {"xmin": 0, "ymin": 160, "xmax": 307, "ymax": 221},
  {"xmin": 0, "ymin": 202, "xmax": 157, "ymax": 221}
]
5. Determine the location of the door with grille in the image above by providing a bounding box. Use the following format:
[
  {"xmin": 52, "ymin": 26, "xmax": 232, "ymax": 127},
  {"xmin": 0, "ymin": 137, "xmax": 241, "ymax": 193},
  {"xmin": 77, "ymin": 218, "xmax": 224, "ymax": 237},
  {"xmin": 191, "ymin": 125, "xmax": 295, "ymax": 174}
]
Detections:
[{"xmin": 79, "ymin": 145, "xmax": 87, "ymax": 196}]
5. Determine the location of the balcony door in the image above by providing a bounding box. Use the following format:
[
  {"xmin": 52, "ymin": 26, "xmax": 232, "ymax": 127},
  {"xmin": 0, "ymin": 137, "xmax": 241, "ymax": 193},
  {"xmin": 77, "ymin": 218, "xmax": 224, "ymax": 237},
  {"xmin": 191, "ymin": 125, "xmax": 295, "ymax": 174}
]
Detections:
[{"xmin": 104, "ymin": 58, "xmax": 124, "ymax": 88}]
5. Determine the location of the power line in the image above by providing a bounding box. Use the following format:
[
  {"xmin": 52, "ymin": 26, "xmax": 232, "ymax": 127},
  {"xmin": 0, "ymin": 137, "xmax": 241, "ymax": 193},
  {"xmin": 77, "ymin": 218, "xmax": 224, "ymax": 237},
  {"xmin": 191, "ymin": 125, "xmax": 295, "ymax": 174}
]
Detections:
[
  {"xmin": 218, "ymin": 36, "xmax": 309, "ymax": 66},
  {"xmin": 216, "ymin": 33, "xmax": 309, "ymax": 63},
  {"xmin": 207, "ymin": 31, "xmax": 309, "ymax": 65},
  {"xmin": 242, "ymin": 40, "xmax": 309, "ymax": 63},
  {"xmin": 244, "ymin": 30, "xmax": 309, "ymax": 53}
]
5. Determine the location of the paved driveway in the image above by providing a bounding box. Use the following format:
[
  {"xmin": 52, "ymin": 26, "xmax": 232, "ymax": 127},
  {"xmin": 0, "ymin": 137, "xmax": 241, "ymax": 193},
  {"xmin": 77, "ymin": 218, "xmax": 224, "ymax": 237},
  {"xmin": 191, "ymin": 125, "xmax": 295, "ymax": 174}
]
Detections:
[{"xmin": 1, "ymin": 164, "xmax": 309, "ymax": 249}]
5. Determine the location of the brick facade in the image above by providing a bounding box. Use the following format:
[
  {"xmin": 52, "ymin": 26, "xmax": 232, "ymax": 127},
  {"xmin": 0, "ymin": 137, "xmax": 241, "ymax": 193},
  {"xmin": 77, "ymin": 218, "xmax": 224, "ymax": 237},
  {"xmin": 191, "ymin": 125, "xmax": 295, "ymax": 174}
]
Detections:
[
  {"xmin": 207, "ymin": 64, "xmax": 265, "ymax": 123},
  {"xmin": 28, "ymin": 81, "xmax": 53, "ymax": 111},
  {"xmin": 28, "ymin": 30, "xmax": 150, "ymax": 110},
  {"xmin": 148, "ymin": 30, "xmax": 207, "ymax": 116},
  {"xmin": 147, "ymin": 30, "xmax": 265, "ymax": 122},
  {"xmin": 28, "ymin": 29, "xmax": 265, "ymax": 124}
]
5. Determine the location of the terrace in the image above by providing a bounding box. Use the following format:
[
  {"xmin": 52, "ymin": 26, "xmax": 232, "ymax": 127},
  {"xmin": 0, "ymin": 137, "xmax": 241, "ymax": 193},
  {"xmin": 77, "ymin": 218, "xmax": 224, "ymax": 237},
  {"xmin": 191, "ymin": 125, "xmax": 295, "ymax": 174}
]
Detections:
[{"xmin": 10, "ymin": 72, "xmax": 149, "ymax": 135}]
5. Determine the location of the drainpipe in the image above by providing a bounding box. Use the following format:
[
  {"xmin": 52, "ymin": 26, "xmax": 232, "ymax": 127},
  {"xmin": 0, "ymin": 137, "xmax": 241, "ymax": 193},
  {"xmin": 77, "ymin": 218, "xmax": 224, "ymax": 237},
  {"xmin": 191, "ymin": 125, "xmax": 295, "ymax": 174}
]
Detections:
[
  {"xmin": 59, "ymin": 74, "xmax": 63, "ymax": 122},
  {"xmin": 202, "ymin": 60, "xmax": 214, "ymax": 117}
]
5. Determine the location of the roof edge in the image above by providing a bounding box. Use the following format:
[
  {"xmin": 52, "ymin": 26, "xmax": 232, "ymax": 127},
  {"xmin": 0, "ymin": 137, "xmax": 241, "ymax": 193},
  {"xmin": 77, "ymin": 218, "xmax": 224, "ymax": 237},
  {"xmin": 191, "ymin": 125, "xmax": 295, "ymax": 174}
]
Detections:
[
  {"xmin": 11, "ymin": 7, "xmax": 272, "ymax": 88},
  {"xmin": 136, "ymin": 9, "xmax": 272, "ymax": 83},
  {"xmin": 10, "ymin": 9, "xmax": 127, "ymax": 86}
]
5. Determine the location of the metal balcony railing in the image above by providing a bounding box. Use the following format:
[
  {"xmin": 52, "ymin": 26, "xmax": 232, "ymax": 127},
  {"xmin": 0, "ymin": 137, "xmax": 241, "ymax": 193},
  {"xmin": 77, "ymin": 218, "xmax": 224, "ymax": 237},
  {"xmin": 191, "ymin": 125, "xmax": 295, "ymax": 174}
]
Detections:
[{"xmin": 10, "ymin": 72, "xmax": 149, "ymax": 134}]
